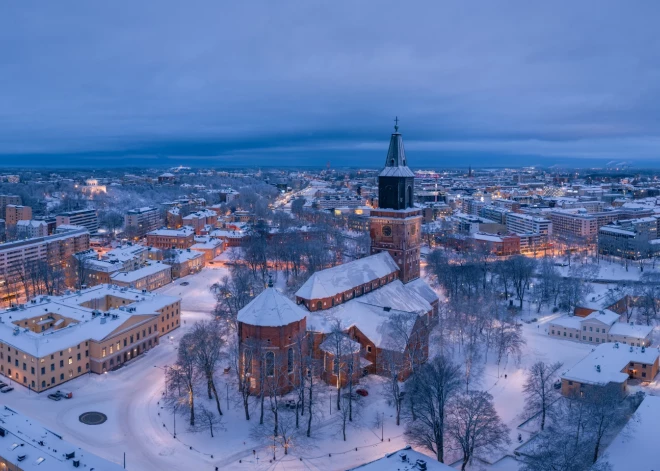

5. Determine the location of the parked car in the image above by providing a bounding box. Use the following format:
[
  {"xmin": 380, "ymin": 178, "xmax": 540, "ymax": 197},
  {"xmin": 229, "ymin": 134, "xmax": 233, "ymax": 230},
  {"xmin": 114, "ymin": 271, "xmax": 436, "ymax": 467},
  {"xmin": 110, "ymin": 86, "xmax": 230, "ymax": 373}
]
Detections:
[
  {"xmin": 0, "ymin": 382, "xmax": 7, "ymax": 389},
  {"xmin": 1, "ymin": 386, "xmax": 14, "ymax": 393},
  {"xmin": 180, "ymin": 281, "xmax": 189, "ymax": 286},
  {"xmin": 356, "ymin": 389, "xmax": 369, "ymax": 397},
  {"xmin": 48, "ymin": 393, "xmax": 62, "ymax": 401},
  {"xmin": 57, "ymin": 390, "xmax": 73, "ymax": 399}
]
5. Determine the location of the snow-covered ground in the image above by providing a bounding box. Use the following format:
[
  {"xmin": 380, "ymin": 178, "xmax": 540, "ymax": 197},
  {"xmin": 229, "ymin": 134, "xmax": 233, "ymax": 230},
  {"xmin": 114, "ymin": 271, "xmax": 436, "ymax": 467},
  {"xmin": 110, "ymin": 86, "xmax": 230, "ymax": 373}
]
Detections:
[{"xmin": 0, "ymin": 266, "xmax": 653, "ymax": 471}]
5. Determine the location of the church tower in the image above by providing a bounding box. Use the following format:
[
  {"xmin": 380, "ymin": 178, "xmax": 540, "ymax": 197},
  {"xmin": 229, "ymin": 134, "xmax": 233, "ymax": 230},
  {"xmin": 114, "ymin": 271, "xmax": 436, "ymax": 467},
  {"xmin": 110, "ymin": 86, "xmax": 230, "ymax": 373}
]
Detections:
[{"xmin": 369, "ymin": 119, "xmax": 422, "ymax": 283}]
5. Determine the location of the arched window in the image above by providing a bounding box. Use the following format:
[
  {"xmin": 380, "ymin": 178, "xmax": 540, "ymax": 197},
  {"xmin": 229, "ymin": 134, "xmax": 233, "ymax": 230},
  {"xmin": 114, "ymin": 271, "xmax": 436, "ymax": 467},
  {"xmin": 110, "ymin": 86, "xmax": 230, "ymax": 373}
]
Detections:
[
  {"xmin": 407, "ymin": 185, "xmax": 413, "ymax": 206},
  {"xmin": 287, "ymin": 348, "xmax": 294, "ymax": 373},
  {"xmin": 265, "ymin": 352, "xmax": 275, "ymax": 377},
  {"xmin": 316, "ymin": 301, "xmax": 322, "ymax": 310}
]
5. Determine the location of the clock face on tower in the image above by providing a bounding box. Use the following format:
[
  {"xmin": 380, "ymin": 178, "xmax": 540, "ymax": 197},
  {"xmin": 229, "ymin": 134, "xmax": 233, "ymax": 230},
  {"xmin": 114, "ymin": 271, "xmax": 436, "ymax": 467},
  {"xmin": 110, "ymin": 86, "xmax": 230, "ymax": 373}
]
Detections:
[{"xmin": 382, "ymin": 225, "xmax": 392, "ymax": 237}]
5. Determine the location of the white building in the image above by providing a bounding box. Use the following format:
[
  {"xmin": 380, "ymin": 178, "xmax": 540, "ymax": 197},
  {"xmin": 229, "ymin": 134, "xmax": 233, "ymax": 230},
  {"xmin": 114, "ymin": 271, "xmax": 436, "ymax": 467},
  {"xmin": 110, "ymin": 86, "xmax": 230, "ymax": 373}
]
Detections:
[
  {"xmin": 505, "ymin": 213, "xmax": 552, "ymax": 239},
  {"xmin": 548, "ymin": 309, "xmax": 653, "ymax": 347}
]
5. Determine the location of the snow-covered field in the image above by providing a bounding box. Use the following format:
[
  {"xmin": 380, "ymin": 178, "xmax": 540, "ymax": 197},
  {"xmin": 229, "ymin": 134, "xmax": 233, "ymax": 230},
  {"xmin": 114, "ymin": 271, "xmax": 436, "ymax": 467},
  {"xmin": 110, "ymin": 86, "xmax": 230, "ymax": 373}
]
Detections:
[{"xmin": 0, "ymin": 266, "xmax": 653, "ymax": 471}]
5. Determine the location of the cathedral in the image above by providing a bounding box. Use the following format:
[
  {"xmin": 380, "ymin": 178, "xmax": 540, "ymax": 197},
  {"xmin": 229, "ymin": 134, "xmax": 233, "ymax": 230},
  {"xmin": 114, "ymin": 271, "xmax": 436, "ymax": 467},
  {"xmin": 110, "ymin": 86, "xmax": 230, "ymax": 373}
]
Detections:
[{"xmin": 237, "ymin": 124, "xmax": 439, "ymax": 394}]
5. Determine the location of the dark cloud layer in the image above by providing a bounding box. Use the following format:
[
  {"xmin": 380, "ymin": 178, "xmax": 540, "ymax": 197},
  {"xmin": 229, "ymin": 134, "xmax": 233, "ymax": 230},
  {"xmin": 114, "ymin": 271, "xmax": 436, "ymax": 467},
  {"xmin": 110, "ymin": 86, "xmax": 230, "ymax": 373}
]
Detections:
[{"xmin": 1, "ymin": 1, "xmax": 660, "ymax": 167}]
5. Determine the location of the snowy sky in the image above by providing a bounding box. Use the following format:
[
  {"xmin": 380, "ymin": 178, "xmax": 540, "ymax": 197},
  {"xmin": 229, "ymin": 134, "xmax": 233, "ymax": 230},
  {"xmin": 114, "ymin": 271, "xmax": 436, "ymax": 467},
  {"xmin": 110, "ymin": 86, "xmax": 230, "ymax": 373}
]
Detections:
[{"xmin": 2, "ymin": 1, "xmax": 660, "ymax": 168}]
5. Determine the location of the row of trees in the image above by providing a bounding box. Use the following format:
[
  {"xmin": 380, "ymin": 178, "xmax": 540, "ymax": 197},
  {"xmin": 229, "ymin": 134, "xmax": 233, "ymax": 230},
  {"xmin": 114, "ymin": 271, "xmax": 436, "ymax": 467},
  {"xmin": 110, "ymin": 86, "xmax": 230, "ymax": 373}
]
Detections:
[
  {"xmin": 165, "ymin": 321, "xmax": 226, "ymax": 437},
  {"xmin": 404, "ymin": 356, "xmax": 510, "ymax": 470}
]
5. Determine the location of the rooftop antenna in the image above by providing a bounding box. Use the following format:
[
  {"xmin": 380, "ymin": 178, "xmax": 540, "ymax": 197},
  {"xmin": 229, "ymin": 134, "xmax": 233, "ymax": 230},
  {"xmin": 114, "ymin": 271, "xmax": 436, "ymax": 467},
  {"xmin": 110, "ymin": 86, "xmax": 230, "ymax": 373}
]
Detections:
[{"xmin": 394, "ymin": 116, "xmax": 399, "ymax": 132}]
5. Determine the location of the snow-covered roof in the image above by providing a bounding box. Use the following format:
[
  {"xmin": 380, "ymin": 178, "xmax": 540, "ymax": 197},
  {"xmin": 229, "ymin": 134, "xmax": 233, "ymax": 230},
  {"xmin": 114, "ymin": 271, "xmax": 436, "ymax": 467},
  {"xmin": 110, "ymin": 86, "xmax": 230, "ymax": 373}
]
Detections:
[
  {"xmin": 110, "ymin": 262, "xmax": 170, "ymax": 282},
  {"xmin": 548, "ymin": 315, "xmax": 582, "ymax": 330},
  {"xmin": 0, "ymin": 405, "xmax": 125, "ymax": 471},
  {"xmin": 0, "ymin": 285, "xmax": 179, "ymax": 357},
  {"xmin": 295, "ymin": 252, "xmax": 399, "ymax": 300},
  {"xmin": 562, "ymin": 343, "xmax": 659, "ymax": 386},
  {"xmin": 608, "ymin": 322, "xmax": 653, "ymax": 339},
  {"xmin": 238, "ymin": 287, "xmax": 307, "ymax": 327},
  {"xmin": 583, "ymin": 309, "xmax": 620, "ymax": 326},
  {"xmin": 147, "ymin": 227, "xmax": 194, "ymax": 237},
  {"xmin": 348, "ymin": 446, "xmax": 452, "ymax": 471},
  {"xmin": 599, "ymin": 395, "xmax": 660, "ymax": 471},
  {"xmin": 405, "ymin": 278, "xmax": 440, "ymax": 305}
]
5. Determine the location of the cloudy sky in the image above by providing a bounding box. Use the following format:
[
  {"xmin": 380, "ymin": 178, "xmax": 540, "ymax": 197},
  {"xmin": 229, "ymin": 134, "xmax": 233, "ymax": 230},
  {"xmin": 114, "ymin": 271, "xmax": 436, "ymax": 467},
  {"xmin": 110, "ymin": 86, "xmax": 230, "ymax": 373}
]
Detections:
[{"xmin": 1, "ymin": 1, "xmax": 660, "ymax": 168}]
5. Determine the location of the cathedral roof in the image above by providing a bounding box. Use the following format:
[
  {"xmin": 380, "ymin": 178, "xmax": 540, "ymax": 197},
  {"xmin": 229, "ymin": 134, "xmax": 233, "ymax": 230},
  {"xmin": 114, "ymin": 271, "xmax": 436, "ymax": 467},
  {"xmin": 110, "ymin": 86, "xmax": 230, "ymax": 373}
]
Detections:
[
  {"xmin": 379, "ymin": 132, "xmax": 415, "ymax": 178},
  {"xmin": 237, "ymin": 286, "xmax": 307, "ymax": 327},
  {"xmin": 295, "ymin": 252, "xmax": 399, "ymax": 301}
]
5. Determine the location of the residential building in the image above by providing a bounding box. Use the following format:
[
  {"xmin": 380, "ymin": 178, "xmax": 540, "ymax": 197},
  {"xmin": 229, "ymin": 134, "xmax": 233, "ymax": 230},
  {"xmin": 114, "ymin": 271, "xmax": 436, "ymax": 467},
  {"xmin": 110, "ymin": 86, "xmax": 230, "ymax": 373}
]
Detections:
[
  {"xmin": 598, "ymin": 217, "xmax": 659, "ymax": 259},
  {"xmin": 0, "ymin": 285, "xmax": 180, "ymax": 392},
  {"xmin": 0, "ymin": 228, "xmax": 90, "ymax": 306},
  {"xmin": 15, "ymin": 220, "xmax": 48, "ymax": 239},
  {"xmin": 110, "ymin": 262, "xmax": 172, "ymax": 291},
  {"xmin": 472, "ymin": 232, "xmax": 520, "ymax": 256},
  {"xmin": 56, "ymin": 209, "xmax": 99, "ymax": 235},
  {"xmin": 0, "ymin": 195, "xmax": 21, "ymax": 217},
  {"xmin": 0, "ymin": 406, "xmax": 125, "ymax": 470},
  {"xmin": 548, "ymin": 309, "xmax": 653, "ymax": 347},
  {"xmin": 163, "ymin": 248, "xmax": 204, "ymax": 278},
  {"xmin": 561, "ymin": 342, "xmax": 658, "ymax": 397},
  {"xmin": 146, "ymin": 227, "xmax": 195, "ymax": 249},
  {"xmin": 5, "ymin": 205, "xmax": 31, "ymax": 226},
  {"xmin": 505, "ymin": 213, "xmax": 552, "ymax": 240},
  {"xmin": 124, "ymin": 206, "xmax": 161, "ymax": 239}
]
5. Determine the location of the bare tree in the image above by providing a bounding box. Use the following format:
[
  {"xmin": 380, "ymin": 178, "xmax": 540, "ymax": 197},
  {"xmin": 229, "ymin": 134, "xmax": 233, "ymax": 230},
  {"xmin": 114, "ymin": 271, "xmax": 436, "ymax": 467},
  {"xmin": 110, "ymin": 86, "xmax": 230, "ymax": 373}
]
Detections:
[
  {"xmin": 189, "ymin": 321, "xmax": 226, "ymax": 416},
  {"xmin": 507, "ymin": 255, "xmax": 536, "ymax": 309},
  {"xmin": 522, "ymin": 361, "xmax": 563, "ymax": 431},
  {"xmin": 404, "ymin": 355, "xmax": 462, "ymax": 463},
  {"xmin": 189, "ymin": 404, "xmax": 225, "ymax": 438},
  {"xmin": 229, "ymin": 336, "xmax": 252, "ymax": 421},
  {"xmin": 492, "ymin": 312, "xmax": 525, "ymax": 374},
  {"xmin": 176, "ymin": 333, "xmax": 200, "ymax": 426},
  {"xmin": 447, "ymin": 390, "xmax": 510, "ymax": 471},
  {"xmin": 211, "ymin": 265, "xmax": 263, "ymax": 330}
]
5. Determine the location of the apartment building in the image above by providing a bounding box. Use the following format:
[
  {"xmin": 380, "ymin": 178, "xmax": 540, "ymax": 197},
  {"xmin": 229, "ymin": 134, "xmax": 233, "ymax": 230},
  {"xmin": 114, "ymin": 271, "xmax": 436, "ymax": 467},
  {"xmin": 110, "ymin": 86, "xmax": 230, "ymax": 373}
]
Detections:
[
  {"xmin": 0, "ymin": 285, "xmax": 180, "ymax": 392},
  {"xmin": 0, "ymin": 195, "xmax": 21, "ymax": 218},
  {"xmin": 598, "ymin": 217, "xmax": 659, "ymax": 259},
  {"xmin": 181, "ymin": 209, "xmax": 218, "ymax": 235},
  {"xmin": 110, "ymin": 262, "xmax": 172, "ymax": 291},
  {"xmin": 56, "ymin": 209, "xmax": 99, "ymax": 235},
  {"xmin": 124, "ymin": 206, "xmax": 161, "ymax": 239},
  {"xmin": 0, "ymin": 228, "xmax": 90, "ymax": 306},
  {"xmin": 146, "ymin": 227, "xmax": 195, "ymax": 249},
  {"xmin": 83, "ymin": 244, "xmax": 150, "ymax": 286},
  {"xmin": 164, "ymin": 248, "xmax": 204, "ymax": 278},
  {"xmin": 479, "ymin": 205, "xmax": 510, "ymax": 225},
  {"xmin": 505, "ymin": 213, "xmax": 552, "ymax": 240},
  {"xmin": 5, "ymin": 205, "xmax": 31, "ymax": 226},
  {"xmin": 15, "ymin": 220, "xmax": 48, "ymax": 239}
]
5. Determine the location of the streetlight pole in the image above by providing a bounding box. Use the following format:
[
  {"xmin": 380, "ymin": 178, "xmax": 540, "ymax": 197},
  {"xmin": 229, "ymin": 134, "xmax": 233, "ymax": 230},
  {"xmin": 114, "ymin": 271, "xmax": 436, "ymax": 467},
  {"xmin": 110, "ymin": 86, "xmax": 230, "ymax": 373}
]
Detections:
[{"xmin": 173, "ymin": 404, "xmax": 177, "ymax": 439}]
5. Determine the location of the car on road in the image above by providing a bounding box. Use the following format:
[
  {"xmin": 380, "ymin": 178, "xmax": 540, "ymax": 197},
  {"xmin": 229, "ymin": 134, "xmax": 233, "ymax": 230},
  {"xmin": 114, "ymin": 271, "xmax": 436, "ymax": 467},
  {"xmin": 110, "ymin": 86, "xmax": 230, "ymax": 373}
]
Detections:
[
  {"xmin": 1, "ymin": 386, "xmax": 14, "ymax": 393},
  {"xmin": 0, "ymin": 383, "xmax": 7, "ymax": 389},
  {"xmin": 48, "ymin": 393, "xmax": 62, "ymax": 401}
]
